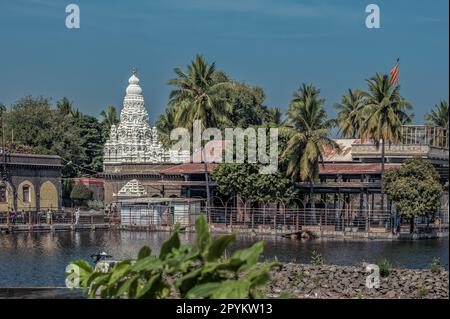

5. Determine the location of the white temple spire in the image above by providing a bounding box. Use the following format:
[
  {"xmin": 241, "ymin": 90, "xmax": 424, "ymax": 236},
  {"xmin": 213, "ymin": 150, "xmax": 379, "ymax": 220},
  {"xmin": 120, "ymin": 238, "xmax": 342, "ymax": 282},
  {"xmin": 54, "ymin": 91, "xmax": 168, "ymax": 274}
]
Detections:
[{"xmin": 103, "ymin": 70, "xmax": 190, "ymax": 165}]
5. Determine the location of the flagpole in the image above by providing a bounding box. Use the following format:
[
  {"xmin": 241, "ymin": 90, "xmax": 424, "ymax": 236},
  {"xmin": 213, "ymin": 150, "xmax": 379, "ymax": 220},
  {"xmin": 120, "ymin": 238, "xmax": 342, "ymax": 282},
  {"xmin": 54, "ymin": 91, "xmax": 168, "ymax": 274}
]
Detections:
[{"xmin": 396, "ymin": 58, "xmax": 400, "ymax": 85}]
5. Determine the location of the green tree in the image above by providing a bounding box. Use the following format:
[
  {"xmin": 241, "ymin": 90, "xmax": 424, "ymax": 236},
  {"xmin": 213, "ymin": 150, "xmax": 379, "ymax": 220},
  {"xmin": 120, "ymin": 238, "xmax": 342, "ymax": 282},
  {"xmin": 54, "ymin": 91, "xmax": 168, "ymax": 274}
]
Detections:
[
  {"xmin": 282, "ymin": 84, "xmax": 338, "ymax": 218},
  {"xmin": 4, "ymin": 96, "xmax": 56, "ymax": 153},
  {"xmin": 70, "ymin": 183, "xmax": 93, "ymax": 207},
  {"xmin": 169, "ymin": 54, "xmax": 232, "ymax": 211},
  {"xmin": 101, "ymin": 106, "xmax": 119, "ymax": 131},
  {"xmin": 361, "ymin": 74, "xmax": 413, "ymax": 211},
  {"xmin": 155, "ymin": 105, "xmax": 177, "ymax": 148},
  {"xmin": 425, "ymin": 100, "xmax": 449, "ymax": 130},
  {"xmin": 384, "ymin": 158, "xmax": 442, "ymax": 233},
  {"xmin": 56, "ymin": 97, "xmax": 72, "ymax": 116},
  {"xmin": 333, "ymin": 89, "xmax": 366, "ymax": 138},
  {"xmin": 212, "ymin": 163, "xmax": 298, "ymax": 205},
  {"xmin": 4, "ymin": 96, "xmax": 105, "ymax": 177}
]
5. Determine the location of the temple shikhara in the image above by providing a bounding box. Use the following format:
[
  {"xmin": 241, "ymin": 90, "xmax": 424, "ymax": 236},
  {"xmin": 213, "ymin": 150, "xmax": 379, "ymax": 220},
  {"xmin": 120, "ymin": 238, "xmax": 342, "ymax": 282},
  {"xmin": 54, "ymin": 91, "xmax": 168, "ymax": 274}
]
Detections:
[{"xmin": 103, "ymin": 70, "xmax": 189, "ymax": 165}]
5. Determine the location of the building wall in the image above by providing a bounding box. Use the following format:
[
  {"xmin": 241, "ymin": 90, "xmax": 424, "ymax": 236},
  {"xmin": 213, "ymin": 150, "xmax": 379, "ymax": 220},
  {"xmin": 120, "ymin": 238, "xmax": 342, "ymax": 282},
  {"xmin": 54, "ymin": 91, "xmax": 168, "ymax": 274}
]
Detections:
[
  {"xmin": 72, "ymin": 178, "xmax": 105, "ymax": 202},
  {"xmin": 103, "ymin": 179, "xmax": 184, "ymax": 204},
  {"xmin": 0, "ymin": 154, "xmax": 62, "ymax": 212}
]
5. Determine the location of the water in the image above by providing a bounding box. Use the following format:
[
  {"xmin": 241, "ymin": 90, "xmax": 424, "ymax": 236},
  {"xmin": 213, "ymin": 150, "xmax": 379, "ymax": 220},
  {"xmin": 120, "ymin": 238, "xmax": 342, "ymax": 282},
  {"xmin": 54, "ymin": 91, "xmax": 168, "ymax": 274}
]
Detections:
[{"xmin": 0, "ymin": 230, "xmax": 448, "ymax": 287}]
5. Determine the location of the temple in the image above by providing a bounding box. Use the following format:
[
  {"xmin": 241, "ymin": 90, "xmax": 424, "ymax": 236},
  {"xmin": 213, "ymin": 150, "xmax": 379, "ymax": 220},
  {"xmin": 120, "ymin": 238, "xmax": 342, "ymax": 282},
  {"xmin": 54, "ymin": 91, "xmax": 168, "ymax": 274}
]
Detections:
[
  {"xmin": 102, "ymin": 71, "xmax": 200, "ymax": 204},
  {"xmin": 103, "ymin": 71, "xmax": 449, "ymax": 219},
  {"xmin": 103, "ymin": 70, "xmax": 189, "ymax": 165}
]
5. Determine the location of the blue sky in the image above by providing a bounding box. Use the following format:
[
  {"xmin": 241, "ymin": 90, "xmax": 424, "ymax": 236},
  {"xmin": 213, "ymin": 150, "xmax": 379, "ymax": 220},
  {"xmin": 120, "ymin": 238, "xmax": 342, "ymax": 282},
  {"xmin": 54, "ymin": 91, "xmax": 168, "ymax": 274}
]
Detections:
[{"xmin": 0, "ymin": 0, "xmax": 448, "ymax": 125}]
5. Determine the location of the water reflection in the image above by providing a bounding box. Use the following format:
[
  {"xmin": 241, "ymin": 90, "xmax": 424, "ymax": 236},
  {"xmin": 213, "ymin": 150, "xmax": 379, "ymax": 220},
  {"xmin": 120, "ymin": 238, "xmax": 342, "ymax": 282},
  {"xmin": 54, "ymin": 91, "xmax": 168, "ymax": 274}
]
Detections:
[{"xmin": 0, "ymin": 230, "xmax": 448, "ymax": 287}]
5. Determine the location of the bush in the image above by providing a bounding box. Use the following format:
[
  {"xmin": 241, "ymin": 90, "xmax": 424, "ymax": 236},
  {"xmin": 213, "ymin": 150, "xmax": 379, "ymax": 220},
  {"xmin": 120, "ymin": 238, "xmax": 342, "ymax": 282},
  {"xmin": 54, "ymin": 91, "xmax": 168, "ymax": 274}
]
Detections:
[
  {"xmin": 66, "ymin": 214, "xmax": 279, "ymax": 299},
  {"xmin": 429, "ymin": 257, "xmax": 443, "ymax": 274},
  {"xmin": 88, "ymin": 200, "xmax": 104, "ymax": 210},
  {"xmin": 310, "ymin": 250, "xmax": 323, "ymax": 266},
  {"xmin": 70, "ymin": 184, "xmax": 93, "ymax": 207},
  {"xmin": 377, "ymin": 259, "xmax": 392, "ymax": 278},
  {"xmin": 417, "ymin": 285, "xmax": 429, "ymax": 299}
]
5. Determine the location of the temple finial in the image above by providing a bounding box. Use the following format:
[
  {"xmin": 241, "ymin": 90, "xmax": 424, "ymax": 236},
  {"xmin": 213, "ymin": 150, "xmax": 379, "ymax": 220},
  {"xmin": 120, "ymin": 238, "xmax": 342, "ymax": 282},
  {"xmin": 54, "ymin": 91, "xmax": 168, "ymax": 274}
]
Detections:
[{"xmin": 131, "ymin": 67, "xmax": 137, "ymax": 75}]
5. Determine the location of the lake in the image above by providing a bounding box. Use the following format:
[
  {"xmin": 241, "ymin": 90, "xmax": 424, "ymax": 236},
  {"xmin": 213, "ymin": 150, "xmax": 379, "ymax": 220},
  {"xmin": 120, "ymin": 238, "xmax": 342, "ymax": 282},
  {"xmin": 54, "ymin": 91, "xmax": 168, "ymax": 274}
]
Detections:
[{"xmin": 0, "ymin": 230, "xmax": 448, "ymax": 287}]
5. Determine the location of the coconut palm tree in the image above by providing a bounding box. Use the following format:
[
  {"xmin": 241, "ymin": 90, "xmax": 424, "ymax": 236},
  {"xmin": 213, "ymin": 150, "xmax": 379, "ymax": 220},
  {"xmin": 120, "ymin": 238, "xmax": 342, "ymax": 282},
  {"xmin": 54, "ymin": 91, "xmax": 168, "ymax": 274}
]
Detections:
[
  {"xmin": 56, "ymin": 97, "xmax": 72, "ymax": 116},
  {"xmin": 169, "ymin": 54, "xmax": 232, "ymax": 213},
  {"xmin": 100, "ymin": 106, "xmax": 119, "ymax": 131},
  {"xmin": 360, "ymin": 73, "xmax": 413, "ymax": 211},
  {"xmin": 425, "ymin": 100, "xmax": 449, "ymax": 130},
  {"xmin": 155, "ymin": 105, "xmax": 177, "ymax": 148},
  {"xmin": 282, "ymin": 84, "xmax": 339, "ymax": 223},
  {"xmin": 69, "ymin": 108, "xmax": 83, "ymax": 121},
  {"xmin": 333, "ymin": 89, "xmax": 366, "ymax": 139}
]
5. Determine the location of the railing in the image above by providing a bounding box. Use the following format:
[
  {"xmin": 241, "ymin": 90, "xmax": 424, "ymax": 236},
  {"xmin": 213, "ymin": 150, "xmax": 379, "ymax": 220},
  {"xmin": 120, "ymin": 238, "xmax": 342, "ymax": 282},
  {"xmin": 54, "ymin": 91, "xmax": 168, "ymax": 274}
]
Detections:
[
  {"xmin": 115, "ymin": 205, "xmax": 450, "ymax": 235},
  {"xmin": 0, "ymin": 211, "xmax": 108, "ymax": 226},
  {"xmin": 2, "ymin": 207, "xmax": 447, "ymax": 235}
]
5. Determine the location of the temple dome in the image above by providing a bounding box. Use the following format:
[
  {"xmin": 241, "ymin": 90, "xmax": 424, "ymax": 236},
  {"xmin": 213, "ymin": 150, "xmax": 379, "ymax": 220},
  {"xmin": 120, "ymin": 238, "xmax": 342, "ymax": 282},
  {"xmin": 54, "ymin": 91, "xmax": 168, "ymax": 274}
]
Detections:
[{"xmin": 126, "ymin": 72, "xmax": 142, "ymax": 95}]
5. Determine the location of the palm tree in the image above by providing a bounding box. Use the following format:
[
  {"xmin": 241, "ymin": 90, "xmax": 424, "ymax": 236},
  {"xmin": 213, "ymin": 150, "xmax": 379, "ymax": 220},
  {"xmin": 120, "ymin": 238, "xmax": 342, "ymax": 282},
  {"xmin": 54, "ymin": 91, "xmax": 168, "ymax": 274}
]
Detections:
[
  {"xmin": 69, "ymin": 108, "xmax": 83, "ymax": 121},
  {"xmin": 425, "ymin": 100, "xmax": 449, "ymax": 129},
  {"xmin": 333, "ymin": 89, "xmax": 366, "ymax": 138},
  {"xmin": 361, "ymin": 73, "xmax": 413, "ymax": 211},
  {"xmin": 282, "ymin": 84, "xmax": 339, "ymax": 223},
  {"xmin": 266, "ymin": 107, "xmax": 282, "ymax": 125},
  {"xmin": 155, "ymin": 105, "xmax": 177, "ymax": 148},
  {"xmin": 56, "ymin": 97, "xmax": 72, "ymax": 116},
  {"xmin": 169, "ymin": 54, "xmax": 232, "ymax": 213},
  {"xmin": 101, "ymin": 106, "xmax": 119, "ymax": 131}
]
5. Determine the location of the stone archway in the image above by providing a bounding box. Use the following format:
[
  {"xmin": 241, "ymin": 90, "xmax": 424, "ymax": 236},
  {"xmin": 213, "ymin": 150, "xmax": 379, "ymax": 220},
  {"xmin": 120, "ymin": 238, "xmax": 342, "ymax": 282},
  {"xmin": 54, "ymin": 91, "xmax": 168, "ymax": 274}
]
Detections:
[
  {"xmin": 17, "ymin": 180, "xmax": 36, "ymax": 211},
  {"xmin": 40, "ymin": 181, "xmax": 58, "ymax": 210},
  {"xmin": 0, "ymin": 181, "xmax": 14, "ymax": 212}
]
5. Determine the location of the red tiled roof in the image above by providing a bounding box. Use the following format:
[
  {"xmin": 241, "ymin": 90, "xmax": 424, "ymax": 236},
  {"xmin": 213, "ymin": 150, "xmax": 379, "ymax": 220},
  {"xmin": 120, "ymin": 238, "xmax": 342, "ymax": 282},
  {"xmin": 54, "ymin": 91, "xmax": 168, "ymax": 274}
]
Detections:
[
  {"xmin": 192, "ymin": 140, "xmax": 230, "ymax": 163},
  {"xmin": 160, "ymin": 163, "xmax": 219, "ymax": 175},
  {"xmin": 73, "ymin": 178, "xmax": 105, "ymax": 185},
  {"xmin": 319, "ymin": 163, "xmax": 400, "ymax": 175}
]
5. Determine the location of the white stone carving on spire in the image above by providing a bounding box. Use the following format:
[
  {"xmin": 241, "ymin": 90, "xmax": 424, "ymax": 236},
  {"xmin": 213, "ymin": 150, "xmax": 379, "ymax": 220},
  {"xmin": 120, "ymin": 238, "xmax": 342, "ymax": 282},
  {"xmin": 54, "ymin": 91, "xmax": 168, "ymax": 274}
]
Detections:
[{"xmin": 103, "ymin": 69, "xmax": 190, "ymax": 165}]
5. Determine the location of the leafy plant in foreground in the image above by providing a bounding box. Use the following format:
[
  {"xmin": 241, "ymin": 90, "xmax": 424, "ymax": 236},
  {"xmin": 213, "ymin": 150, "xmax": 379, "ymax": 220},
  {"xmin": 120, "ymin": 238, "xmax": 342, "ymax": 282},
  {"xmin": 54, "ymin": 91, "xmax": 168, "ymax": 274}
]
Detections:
[{"xmin": 67, "ymin": 214, "xmax": 279, "ymax": 299}]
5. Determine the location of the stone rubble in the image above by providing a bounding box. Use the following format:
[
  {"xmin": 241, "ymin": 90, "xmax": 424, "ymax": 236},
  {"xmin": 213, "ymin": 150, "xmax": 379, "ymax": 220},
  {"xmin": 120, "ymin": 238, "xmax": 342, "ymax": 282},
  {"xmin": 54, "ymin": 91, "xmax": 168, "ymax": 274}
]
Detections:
[{"xmin": 266, "ymin": 263, "xmax": 449, "ymax": 299}]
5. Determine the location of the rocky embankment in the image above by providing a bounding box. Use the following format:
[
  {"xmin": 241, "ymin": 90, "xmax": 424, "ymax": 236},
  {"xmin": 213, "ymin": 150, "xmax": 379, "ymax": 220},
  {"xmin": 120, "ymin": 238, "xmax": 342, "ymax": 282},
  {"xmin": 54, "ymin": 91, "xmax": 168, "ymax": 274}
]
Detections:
[{"xmin": 267, "ymin": 263, "xmax": 449, "ymax": 299}]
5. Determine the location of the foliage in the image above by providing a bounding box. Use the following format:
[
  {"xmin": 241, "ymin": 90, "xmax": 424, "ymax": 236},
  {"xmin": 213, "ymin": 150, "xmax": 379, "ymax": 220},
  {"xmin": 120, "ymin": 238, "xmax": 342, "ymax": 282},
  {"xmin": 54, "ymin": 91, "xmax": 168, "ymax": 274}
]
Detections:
[
  {"xmin": 282, "ymin": 84, "xmax": 339, "ymax": 183},
  {"xmin": 384, "ymin": 158, "xmax": 442, "ymax": 220},
  {"xmin": 310, "ymin": 250, "xmax": 323, "ymax": 266},
  {"xmin": 2, "ymin": 96, "xmax": 107, "ymax": 177},
  {"xmin": 157, "ymin": 55, "xmax": 280, "ymax": 148},
  {"xmin": 168, "ymin": 54, "xmax": 232, "ymax": 131},
  {"xmin": 88, "ymin": 200, "xmax": 104, "ymax": 210},
  {"xmin": 377, "ymin": 259, "xmax": 392, "ymax": 278},
  {"xmin": 425, "ymin": 100, "xmax": 448, "ymax": 130},
  {"xmin": 416, "ymin": 285, "xmax": 429, "ymax": 299},
  {"xmin": 361, "ymin": 73, "xmax": 413, "ymax": 146},
  {"xmin": 356, "ymin": 292, "xmax": 365, "ymax": 299},
  {"xmin": 100, "ymin": 106, "xmax": 119, "ymax": 130},
  {"xmin": 333, "ymin": 89, "xmax": 366, "ymax": 139},
  {"xmin": 62, "ymin": 179, "xmax": 74, "ymax": 207},
  {"xmin": 70, "ymin": 184, "xmax": 93, "ymax": 206},
  {"xmin": 429, "ymin": 257, "xmax": 443, "ymax": 274},
  {"xmin": 67, "ymin": 214, "xmax": 279, "ymax": 299},
  {"xmin": 212, "ymin": 163, "xmax": 298, "ymax": 204}
]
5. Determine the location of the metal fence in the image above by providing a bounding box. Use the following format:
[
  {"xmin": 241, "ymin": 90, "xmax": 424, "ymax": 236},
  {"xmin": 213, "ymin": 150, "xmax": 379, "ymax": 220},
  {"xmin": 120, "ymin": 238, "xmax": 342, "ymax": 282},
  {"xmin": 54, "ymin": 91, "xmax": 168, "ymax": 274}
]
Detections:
[
  {"xmin": 2, "ymin": 206, "xmax": 447, "ymax": 235},
  {"xmin": 0, "ymin": 211, "xmax": 108, "ymax": 226},
  {"xmin": 115, "ymin": 204, "xmax": 450, "ymax": 234}
]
